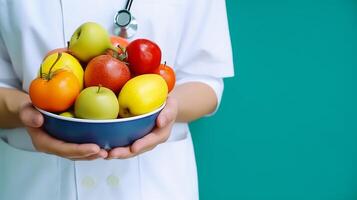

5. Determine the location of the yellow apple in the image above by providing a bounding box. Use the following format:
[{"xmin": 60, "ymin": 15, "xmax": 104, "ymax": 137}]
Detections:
[
  {"xmin": 118, "ymin": 74, "xmax": 168, "ymax": 117},
  {"xmin": 40, "ymin": 52, "xmax": 84, "ymax": 89}
]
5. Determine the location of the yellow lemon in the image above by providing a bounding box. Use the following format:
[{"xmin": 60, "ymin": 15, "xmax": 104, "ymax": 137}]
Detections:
[{"xmin": 118, "ymin": 74, "xmax": 168, "ymax": 117}]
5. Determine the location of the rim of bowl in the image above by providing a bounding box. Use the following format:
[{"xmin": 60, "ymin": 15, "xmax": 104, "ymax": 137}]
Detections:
[{"xmin": 36, "ymin": 102, "xmax": 166, "ymax": 123}]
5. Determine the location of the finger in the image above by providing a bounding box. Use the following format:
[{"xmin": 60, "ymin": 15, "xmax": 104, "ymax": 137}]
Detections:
[
  {"xmin": 107, "ymin": 97, "xmax": 178, "ymax": 159},
  {"xmin": 98, "ymin": 149, "xmax": 109, "ymax": 158},
  {"xmin": 70, "ymin": 150, "xmax": 108, "ymax": 161},
  {"xmin": 68, "ymin": 149, "xmax": 108, "ymax": 160},
  {"xmin": 70, "ymin": 154, "xmax": 101, "ymax": 161},
  {"xmin": 19, "ymin": 103, "xmax": 43, "ymax": 128},
  {"xmin": 27, "ymin": 127, "xmax": 100, "ymax": 158},
  {"xmin": 107, "ymin": 146, "xmax": 134, "ymax": 159},
  {"xmin": 107, "ymin": 124, "xmax": 173, "ymax": 159},
  {"xmin": 130, "ymin": 124, "xmax": 173, "ymax": 154},
  {"xmin": 157, "ymin": 97, "xmax": 178, "ymax": 128}
]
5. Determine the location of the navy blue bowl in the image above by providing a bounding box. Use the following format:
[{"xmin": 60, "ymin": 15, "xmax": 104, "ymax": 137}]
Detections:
[{"xmin": 37, "ymin": 103, "xmax": 165, "ymax": 149}]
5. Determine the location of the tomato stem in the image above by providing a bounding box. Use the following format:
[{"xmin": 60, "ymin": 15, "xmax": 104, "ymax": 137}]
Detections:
[
  {"xmin": 108, "ymin": 45, "xmax": 127, "ymax": 61},
  {"xmin": 40, "ymin": 64, "xmax": 43, "ymax": 79},
  {"xmin": 109, "ymin": 46, "xmax": 118, "ymax": 53},
  {"xmin": 117, "ymin": 45, "xmax": 126, "ymax": 55},
  {"xmin": 47, "ymin": 52, "xmax": 62, "ymax": 80}
]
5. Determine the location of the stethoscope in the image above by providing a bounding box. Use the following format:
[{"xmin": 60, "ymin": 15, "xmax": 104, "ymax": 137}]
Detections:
[{"xmin": 113, "ymin": 0, "xmax": 137, "ymax": 38}]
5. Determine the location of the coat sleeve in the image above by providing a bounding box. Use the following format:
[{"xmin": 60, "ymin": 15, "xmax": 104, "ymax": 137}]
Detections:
[
  {"xmin": 174, "ymin": 0, "xmax": 234, "ymax": 115},
  {"xmin": 0, "ymin": 33, "xmax": 21, "ymax": 89}
]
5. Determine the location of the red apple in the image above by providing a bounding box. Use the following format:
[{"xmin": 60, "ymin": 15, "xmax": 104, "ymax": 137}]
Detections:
[
  {"xmin": 84, "ymin": 55, "xmax": 131, "ymax": 94},
  {"xmin": 126, "ymin": 39, "xmax": 162, "ymax": 75}
]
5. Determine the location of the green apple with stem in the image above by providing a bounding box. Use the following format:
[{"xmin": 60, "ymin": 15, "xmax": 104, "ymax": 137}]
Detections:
[
  {"xmin": 75, "ymin": 85, "xmax": 119, "ymax": 119},
  {"xmin": 69, "ymin": 22, "xmax": 115, "ymax": 63}
]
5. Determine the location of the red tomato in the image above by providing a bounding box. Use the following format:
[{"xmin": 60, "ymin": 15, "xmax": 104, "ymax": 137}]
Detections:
[
  {"xmin": 126, "ymin": 39, "xmax": 161, "ymax": 75},
  {"xmin": 155, "ymin": 62, "xmax": 176, "ymax": 92},
  {"xmin": 107, "ymin": 36, "xmax": 129, "ymax": 57},
  {"xmin": 29, "ymin": 70, "xmax": 80, "ymax": 112},
  {"xmin": 85, "ymin": 55, "xmax": 131, "ymax": 94},
  {"xmin": 111, "ymin": 36, "xmax": 129, "ymax": 50}
]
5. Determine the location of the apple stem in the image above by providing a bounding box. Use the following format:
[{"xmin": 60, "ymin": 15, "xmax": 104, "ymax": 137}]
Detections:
[
  {"xmin": 97, "ymin": 84, "xmax": 102, "ymax": 93},
  {"xmin": 66, "ymin": 41, "xmax": 70, "ymax": 50},
  {"xmin": 164, "ymin": 61, "xmax": 167, "ymax": 67},
  {"xmin": 123, "ymin": 108, "xmax": 130, "ymax": 116},
  {"xmin": 47, "ymin": 52, "xmax": 62, "ymax": 80}
]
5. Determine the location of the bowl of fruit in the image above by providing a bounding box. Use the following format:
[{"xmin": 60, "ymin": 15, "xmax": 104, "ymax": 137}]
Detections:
[{"xmin": 29, "ymin": 22, "xmax": 176, "ymax": 149}]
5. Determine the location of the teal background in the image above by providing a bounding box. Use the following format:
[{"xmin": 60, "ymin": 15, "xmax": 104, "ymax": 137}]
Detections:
[{"xmin": 190, "ymin": 0, "xmax": 357, "ymax": 199}]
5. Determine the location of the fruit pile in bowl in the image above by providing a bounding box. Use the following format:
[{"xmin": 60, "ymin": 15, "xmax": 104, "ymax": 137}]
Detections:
[{"xmin": 29, "ymin": 22, "xmax": 175, "ymax": 149}]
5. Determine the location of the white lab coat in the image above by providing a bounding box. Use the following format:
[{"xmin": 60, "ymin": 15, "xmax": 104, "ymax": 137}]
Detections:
[{"xmin": 0, "ymin": 0, "xmax": 234, "ymax": 200}]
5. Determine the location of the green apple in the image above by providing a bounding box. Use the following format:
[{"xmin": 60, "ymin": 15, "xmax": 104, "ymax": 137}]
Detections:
[
  {"xmin": 40, "ymin": 52, "xmax": 84, "ymax": 89},
  {"xmin": 118, "ymin": 74, "xmax": 168, "ymax": 117},
  {"xmin": 59, "ymin": 111, "xmax": 75, "ymax": 118},
  {"xmin": 69, "ymin": 22, "xmax": 112, "ymax": 62},
  {"xmin": 75, "ymin": 86, "xmax": 119, "ymax": 119}
]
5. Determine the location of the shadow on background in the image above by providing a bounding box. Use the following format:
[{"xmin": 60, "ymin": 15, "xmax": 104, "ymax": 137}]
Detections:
[{"xmin": 190, "ymin": 1, "xmax": 357, "ymax": 199}]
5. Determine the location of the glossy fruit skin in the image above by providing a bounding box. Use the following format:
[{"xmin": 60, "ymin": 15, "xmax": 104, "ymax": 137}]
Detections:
[
  {"xmin": 74, "ymin": 86, "xmax": 119, "ymax": 120},
  {"xmin": 69, "ymin": 22, "xmax": 112, "ymax": 62},
  {"xmin": 107, "ymin": 36, "xmax": 129, "ymax": 57},
  {"xmin": 84, "ymin": 55, "xmax": 131, "ymax": 94},
  {"xmin": 126, "ymin": 39, "xmax": 162, "ymax": 75},
  {"xmin": 118, "ymin": 74, "xmax": 168, "ymax": 117},
  {"xmin": 59, "ymin": 111, "xmax": 75, "ymax": 118},
  {"xmin": 155, "ymin": 63, "xmax": 176, "ymax": 92},
  {"xmin": 40, "ymin": 52, "xmax": 84, "ymax": 89},
  {"xmin": 44, "ymin": 48, "xmax": 69, "ymax": 59},
  {"xmin": 110, "ymin": 36, "xmax": 129, "ymax": 53},
  {"xmin": 29, "ymin": 71, "xmax": 80, "ymax": 113}
]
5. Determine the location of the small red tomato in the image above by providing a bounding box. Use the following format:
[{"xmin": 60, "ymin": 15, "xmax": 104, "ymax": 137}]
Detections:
[
  {"xmin": 111, "ymin": 36, "xmax": 129, "ymax": 50},
  {"xmin": 85, "ymin": 55, "xmax": 131, "ymax": 94},
  {"xmin": 126, "ymin": 39, "xmax": 162, "ymax": 75},
  {"xmin": 107, "ymin": 36, "xmax": 129, "ymax": 57},
  {"xmin": 29, "ymin": 70, "xmax": 80, "ymax": 112},
  {"xmin": 155, "ymin": 62, "xmax": 176, "ymax": 92}
]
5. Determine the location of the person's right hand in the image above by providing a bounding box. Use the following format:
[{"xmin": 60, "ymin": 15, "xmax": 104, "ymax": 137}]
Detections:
[{"xmin": 19, "ymin": 103, "xmax": 108, "ymax": 160}]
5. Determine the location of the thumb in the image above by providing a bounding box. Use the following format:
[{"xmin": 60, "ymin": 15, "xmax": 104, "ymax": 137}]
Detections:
[
  {"xmin": 157, "ymin": 97, "xmax": 178, "ymax": 128},
  {"xmin": 19, "ymin": 103, "xmax": 44, "ymax": 128}
]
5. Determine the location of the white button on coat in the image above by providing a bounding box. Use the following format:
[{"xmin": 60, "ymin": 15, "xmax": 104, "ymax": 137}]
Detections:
[
  {"xmin": 81, "ymin": 176, "xmax": 96, "ymax": 189},
  {"xmin": 0, "ymin": 0, "xmax": 234, "ymax": 199},
  {"xmin": 106, "ymin": 174, "xmax": 120, "ymax": 188}
]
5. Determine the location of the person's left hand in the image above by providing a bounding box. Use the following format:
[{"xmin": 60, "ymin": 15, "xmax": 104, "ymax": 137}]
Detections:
[{"xmin": 107, "ymin": 97, "xmax": 178, "ymax": 159}]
